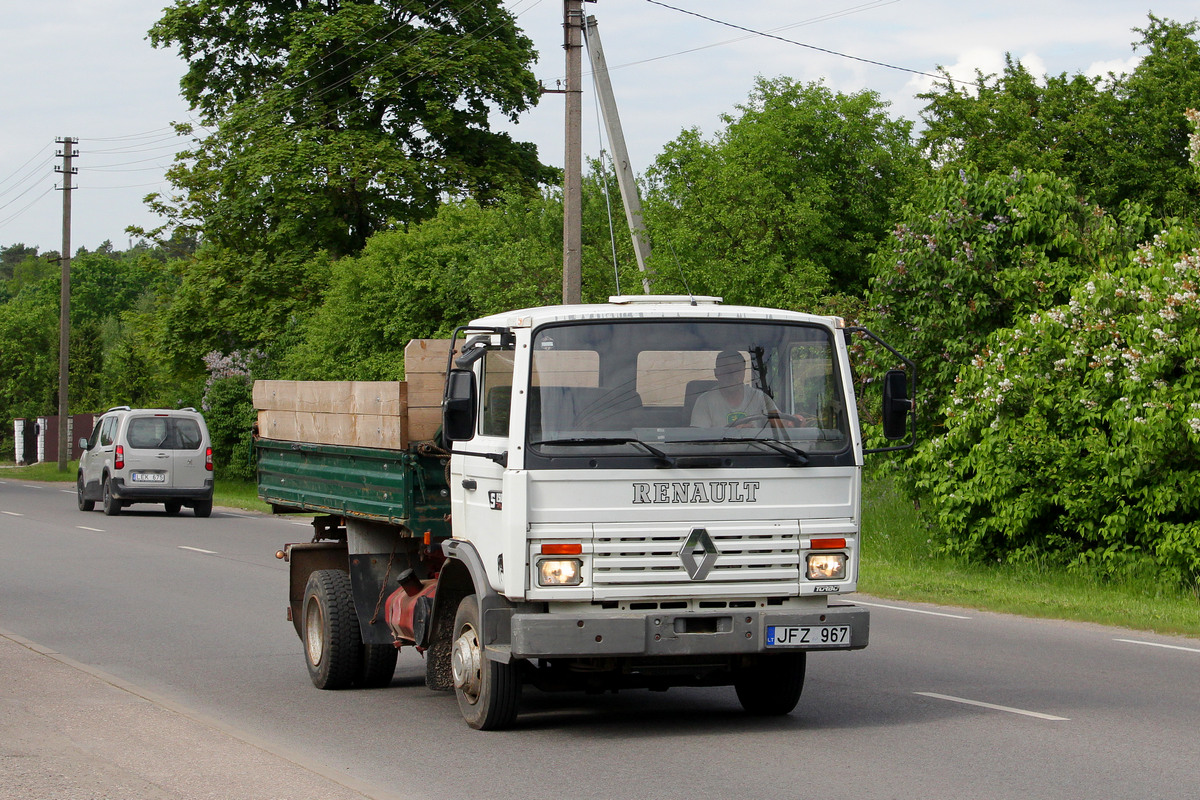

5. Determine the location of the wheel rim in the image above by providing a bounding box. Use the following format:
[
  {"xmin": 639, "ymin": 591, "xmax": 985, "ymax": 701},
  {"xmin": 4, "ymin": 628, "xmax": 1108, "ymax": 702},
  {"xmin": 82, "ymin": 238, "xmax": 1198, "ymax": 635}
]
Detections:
[
  {"xmin": 305, "ymin": 601, "xmax": 325, "ymax": 666},
  {"xmin": 451, "ymin": 623, "xmax": 483, "ymax": 703}
]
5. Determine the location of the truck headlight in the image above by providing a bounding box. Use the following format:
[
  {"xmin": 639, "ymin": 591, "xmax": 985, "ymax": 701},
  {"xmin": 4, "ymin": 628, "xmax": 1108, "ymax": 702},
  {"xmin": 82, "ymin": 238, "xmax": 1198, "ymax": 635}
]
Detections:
[
  {"xmin": 538, "ymin": 558, "xmax": 583, "ymax": 586},
  {"xmin": 806, "ymin": 553, "xmax": 846, "ymax": 581}
]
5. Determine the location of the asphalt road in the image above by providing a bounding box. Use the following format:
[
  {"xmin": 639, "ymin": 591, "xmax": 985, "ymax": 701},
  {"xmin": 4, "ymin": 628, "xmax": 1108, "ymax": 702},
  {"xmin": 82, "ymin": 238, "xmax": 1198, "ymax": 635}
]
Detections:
[{"xmin": 2, "ymin": 476, "xmax": 1198, "ymax": 800}]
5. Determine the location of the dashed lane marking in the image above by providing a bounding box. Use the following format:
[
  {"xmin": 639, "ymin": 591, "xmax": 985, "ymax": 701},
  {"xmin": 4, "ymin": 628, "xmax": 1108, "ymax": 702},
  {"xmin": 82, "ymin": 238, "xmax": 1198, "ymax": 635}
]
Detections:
[
  {"xmin": 915, "ymin": 692, "xmax": 1070, "ymax": 721},
  {"xmin": 853, "ymin": 599, "xmax": 971, "ymax": 619},
  {"xmin": 1115, "ymin": 638, "xmax": 1200, "ymax": 654}
]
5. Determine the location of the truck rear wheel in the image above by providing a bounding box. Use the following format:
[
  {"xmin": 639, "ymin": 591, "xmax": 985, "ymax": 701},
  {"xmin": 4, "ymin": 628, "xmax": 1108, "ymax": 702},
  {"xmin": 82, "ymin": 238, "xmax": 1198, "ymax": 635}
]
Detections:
[
  {"xmin": 302, "ymin": 570, "xmax": 362, "ymax": 690},
  {"xmin": 451, "ymin": 594, "xmax": 520, "ymax": 730},
  {"xmin": 734, "ymin": 652, "xmax": 806, "ymax": 716},
  {"xmin": 358, "ymin": 644, "xmax": 398, "ymax": 688}
]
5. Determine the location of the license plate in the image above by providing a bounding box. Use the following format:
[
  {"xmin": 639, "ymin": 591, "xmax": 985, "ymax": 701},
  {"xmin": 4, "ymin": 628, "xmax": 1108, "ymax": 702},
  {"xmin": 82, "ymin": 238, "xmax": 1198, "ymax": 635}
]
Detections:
[
  {"xmin": 767, "ymin": 625, "xmax": 852, "ymax": 647},
  {"xmin": 131, "ymin": 472, "xmax": 166, "ymax": 483}
]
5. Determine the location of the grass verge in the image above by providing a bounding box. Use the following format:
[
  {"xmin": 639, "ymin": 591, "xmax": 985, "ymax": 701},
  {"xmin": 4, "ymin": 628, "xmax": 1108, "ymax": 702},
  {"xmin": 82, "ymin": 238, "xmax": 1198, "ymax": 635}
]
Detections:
[
  {"xmin": 6, "ymin": 460, "xmax": 1196, "ymax": 638},
  {"xmin": 861, "ymin": 476, "xmax": 1200, "ymax": 639}
]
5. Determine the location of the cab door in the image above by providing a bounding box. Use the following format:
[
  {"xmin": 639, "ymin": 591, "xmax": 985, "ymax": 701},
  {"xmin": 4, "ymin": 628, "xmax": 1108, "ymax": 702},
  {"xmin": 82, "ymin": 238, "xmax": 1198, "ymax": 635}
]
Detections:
[{"xmin": 449, "ymin": 349, "xmax": 514, "ymax": 593}]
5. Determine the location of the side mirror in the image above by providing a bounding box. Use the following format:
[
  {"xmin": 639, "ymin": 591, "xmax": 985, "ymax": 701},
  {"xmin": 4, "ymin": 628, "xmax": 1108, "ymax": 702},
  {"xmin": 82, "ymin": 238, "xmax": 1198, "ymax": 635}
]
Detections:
[
  {"xmin": 442, "ymin": 369, "xmax": 478, "ymax": 442},
  {"xmin": 881, "ymin": 369, "xmax": 912, "ymax": 440},
  {"xmin": 77, "ymin": 437, "xmax": 89, "ymax": 451}
]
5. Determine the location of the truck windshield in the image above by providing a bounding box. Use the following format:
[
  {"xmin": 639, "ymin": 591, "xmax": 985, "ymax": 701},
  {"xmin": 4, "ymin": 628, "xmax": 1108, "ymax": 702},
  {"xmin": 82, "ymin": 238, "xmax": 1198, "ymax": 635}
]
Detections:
[{"xmin": 526, "ymin": 319, "xmax": 851, "ymax": 468}]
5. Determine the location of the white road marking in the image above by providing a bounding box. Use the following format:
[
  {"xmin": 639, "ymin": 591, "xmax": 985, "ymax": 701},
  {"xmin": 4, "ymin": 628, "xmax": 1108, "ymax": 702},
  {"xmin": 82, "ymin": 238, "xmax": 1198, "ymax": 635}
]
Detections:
[
  {"xmin": 290, "ymin": 521, "xmax": 311, "ymax": 526},
  {"xmin": 915, "ymin": 692, "xmax": 1070, "ymax": 721},
  {"xmin": 23, "ymin": 485, "xmax": 45, "ymax": 490},
  {"xmin": 76, "ymin": 526, "xmax": 105, "ymax": 532},
  {"xmin": 853, "ymin": 599, "xmax": 971, "ymax": 619},
  {"xmin": 1115, "ymin": 638, "xmax": 1200, "ymax": 654},
  {"xmin": 1, "ymin": 511, "xmax": 24, "ymax": 516},
  {"xmin": 178, "ymin": 546, "xmax": 217, "ymax": 555}
]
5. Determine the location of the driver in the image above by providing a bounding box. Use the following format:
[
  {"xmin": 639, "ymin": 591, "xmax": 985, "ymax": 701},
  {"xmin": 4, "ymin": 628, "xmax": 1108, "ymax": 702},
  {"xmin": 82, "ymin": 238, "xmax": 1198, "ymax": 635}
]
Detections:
[{"xmin": 690, "ymin": 350, "xmax": 779, "ymax": 427}]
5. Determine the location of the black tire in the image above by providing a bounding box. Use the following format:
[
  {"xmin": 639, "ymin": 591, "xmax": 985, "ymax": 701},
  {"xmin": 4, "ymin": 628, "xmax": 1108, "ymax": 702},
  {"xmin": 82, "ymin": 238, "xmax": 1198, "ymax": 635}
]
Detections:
[
  {"xmin": 451, "ymin": 594, "xmax": 520, "ymax": 730},
  {"xmin": 164, "ymin": 500, "xmax": 182, "ymax": 515},
  {"xmin": 192, "ymin": 495, "xmax": 213, "ymax": 518},
  {"xmin": 734, "ymin": 652, "xmax": 806, "ymax": 716},
  {"xmin": 302, "ymin": 570, "xmax": 363, "ymax": 690},
  {"xmin": 358, "ymin": 643, "xmax": 399, "ymax": 688},
  {"xmin": 77, "ymin": 474, "xmax": 94, "ymax": 512},
  {"xmin": 102, "ymin": 477, "xmax": 121, "ymax": 516}
]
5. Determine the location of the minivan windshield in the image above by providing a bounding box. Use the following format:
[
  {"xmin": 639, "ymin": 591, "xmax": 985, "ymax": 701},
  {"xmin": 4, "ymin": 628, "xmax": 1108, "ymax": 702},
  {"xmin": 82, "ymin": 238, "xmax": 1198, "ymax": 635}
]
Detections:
[{"xmin": 524, "ymin": 319, "xmax": 851, "ymax": 468}]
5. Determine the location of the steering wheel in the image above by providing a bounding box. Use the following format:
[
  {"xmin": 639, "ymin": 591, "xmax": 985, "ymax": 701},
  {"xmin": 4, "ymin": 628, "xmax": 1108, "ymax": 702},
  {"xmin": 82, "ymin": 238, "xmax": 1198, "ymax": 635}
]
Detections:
[{"xmin": 728, "ymin": 412, "xmax": 807, "ymax": 429}]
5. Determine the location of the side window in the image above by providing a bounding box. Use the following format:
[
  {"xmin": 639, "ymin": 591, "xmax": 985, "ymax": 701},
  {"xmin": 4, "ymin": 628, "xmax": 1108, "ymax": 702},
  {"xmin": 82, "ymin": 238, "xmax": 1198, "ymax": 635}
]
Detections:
[
  {"xmin": 99, "ymin": 417, "xmax": 118, "ymax": 447},
  {"xmin": 480, "ymin": 350, "xmax": 515, "ymax": 437},
  {"xmin": 87, "ymin": 418, "xmax": 104, "ymax": 449}
]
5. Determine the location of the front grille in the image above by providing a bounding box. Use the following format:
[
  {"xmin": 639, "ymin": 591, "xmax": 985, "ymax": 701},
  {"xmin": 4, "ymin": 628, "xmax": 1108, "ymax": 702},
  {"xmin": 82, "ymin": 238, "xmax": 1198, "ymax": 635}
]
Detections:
[{"xmin": 592, "ymin": 523, "xmax": 800, "ymax": 592}]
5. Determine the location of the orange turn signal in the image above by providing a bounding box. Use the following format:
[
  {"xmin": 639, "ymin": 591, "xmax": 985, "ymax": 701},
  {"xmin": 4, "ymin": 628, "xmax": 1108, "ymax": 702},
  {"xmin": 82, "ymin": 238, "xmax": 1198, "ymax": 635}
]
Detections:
[
  {"xmin": 540, "ymin": 543, "xmax": 583, "ymax": 555},
  {"xmin": 811, "ymin": 538, "xmax": 847, "ymax": 550}
]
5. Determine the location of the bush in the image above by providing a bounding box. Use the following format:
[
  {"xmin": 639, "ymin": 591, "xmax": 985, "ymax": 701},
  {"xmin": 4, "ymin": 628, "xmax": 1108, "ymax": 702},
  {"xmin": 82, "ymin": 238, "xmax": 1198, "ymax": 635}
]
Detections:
[
  {"xmin": 867, "ymin": 165, "xmax": 1154, "ymax": 437},
  {"xmin": 201, "ymin": 351, "xmax": 259, "ymax": 481},
  {"xmin": 914, "ymin": 225, "xmax": 1200, "ymax": 589}
]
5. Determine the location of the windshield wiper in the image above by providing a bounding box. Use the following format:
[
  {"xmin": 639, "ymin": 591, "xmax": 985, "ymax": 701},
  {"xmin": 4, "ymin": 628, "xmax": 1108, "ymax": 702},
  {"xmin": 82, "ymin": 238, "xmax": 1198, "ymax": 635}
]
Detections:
[
  {"xmin": 530, "ymin": 437, "xmax": 676, "ymax": 466},
  {"xmin": 665, "ymin": 436, "xmax": 809, "ymax": 465},
  {"xmin": 731, "ymin": 437, "xmax": 810, "ymax": 465}
]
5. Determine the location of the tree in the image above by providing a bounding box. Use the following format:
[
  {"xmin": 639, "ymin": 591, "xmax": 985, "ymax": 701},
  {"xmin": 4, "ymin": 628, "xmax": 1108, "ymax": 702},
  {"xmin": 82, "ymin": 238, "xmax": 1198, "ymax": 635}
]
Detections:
[
  {"xmin": 866, "ymin": 165, "xmax": 1154, "ymax": 436},
  {"xmin": 147, "ymin": 0, "xmax": 556, "ymax": 260},
  {"xmin": 643, "ymin": 77, "xmax": 924, "ymax": 306},
  {"xmin": 918, "ymin": 15, "xmax": 1200, "ymax": 220}
]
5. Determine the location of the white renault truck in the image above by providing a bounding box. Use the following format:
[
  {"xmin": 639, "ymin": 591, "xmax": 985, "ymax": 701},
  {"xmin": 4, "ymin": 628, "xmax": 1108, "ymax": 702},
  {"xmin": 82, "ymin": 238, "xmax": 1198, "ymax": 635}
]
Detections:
[{"xmin": 257, "ymin": 295, "xmax": 913, "ymax": 729}]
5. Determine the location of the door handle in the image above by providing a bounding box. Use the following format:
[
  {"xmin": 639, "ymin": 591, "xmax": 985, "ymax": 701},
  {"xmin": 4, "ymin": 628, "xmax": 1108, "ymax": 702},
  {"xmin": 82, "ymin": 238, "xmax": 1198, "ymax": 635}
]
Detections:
[{"xmin": 462, "ymin": 479, "xmax": 478, "ymax": 491}]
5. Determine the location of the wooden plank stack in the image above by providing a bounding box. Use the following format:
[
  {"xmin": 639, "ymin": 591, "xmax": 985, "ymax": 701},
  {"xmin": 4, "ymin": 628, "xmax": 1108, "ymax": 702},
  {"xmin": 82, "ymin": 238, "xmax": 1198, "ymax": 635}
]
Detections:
[{"xmin": 253, "ymin": 339, "xmax": 450, "ymax": 450}]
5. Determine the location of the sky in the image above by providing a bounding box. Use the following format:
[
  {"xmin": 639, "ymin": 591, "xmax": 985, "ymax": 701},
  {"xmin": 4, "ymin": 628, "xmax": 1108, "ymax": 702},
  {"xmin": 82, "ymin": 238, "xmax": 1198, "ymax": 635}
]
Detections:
[{"xmin": 1, "ymin": 0, "xmax": 1198, "ymax": 254}]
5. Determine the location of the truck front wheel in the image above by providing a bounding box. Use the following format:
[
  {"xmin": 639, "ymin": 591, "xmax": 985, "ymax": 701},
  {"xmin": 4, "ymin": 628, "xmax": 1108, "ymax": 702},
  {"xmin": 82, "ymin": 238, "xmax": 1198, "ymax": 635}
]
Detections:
[
  {"xmin": 734, "ymin": 652, "xmax": 806, "ymax": 715},
  {"xmin": 302, "ymin": 570, "xmax": 362, "ymax": 690},
  {"xmin": 451, "ymin": 594, "xmax": 520, "ymax": 730}
]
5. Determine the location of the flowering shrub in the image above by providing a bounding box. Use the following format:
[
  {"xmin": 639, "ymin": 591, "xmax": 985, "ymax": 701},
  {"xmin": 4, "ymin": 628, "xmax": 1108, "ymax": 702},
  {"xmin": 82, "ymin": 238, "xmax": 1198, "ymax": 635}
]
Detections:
[
  {"xmin": 867, "ymin": 165, "xmax": 1152, "ymax": 437},
  {"xmin": 201, "ymin": 350, "xmax": 263, "ymax": 481},
  {"xmin": 914, "ymin": 226, "xmax": 1200, "ymax": 588}
]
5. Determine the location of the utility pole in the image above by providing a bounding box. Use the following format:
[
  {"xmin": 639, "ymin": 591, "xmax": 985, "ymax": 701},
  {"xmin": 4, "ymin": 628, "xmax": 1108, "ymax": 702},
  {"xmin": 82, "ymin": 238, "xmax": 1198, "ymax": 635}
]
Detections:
[
  {"xmin": 562, "ymin": 0, "xmax": 584, "ymax": 304},
  {"xmin": 55, "ymin": 137, "xmax": 77, "ymax": 472},
  {"xmin": 584, "ymin": 15, "xmax": 652, "ymax": 293}
]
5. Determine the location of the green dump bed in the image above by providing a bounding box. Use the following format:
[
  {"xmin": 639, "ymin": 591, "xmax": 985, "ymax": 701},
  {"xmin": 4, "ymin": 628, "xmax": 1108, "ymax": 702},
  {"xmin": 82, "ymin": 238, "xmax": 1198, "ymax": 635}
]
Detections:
[{"xmin": 256, "ymin": 437, "xmax": 451, "ymax": 536}]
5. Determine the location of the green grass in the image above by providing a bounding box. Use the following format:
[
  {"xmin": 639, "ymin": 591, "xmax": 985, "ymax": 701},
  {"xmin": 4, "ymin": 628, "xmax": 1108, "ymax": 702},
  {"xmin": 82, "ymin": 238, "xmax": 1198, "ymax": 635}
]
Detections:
[
  {"xmin": 861, "ymin": 476, "xmax": 1200, "ymax": 639},
  {"xmin": 6, "ymin": 459, "xmax": 1196, "ymax": 638}
]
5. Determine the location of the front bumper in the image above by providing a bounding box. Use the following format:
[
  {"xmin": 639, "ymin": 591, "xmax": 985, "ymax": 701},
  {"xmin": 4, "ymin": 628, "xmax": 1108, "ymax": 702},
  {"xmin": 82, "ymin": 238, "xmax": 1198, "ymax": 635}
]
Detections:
[{"xmin": 510, "ymin": 603, "xmax": 868, "ymax": 659}]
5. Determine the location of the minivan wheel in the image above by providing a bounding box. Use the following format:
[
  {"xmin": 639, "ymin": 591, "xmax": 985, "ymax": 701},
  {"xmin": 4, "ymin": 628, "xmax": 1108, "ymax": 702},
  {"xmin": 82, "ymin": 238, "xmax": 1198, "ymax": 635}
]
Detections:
[
  {"xmin": 193, "ymin": 495, "xmax": 213, "ymax": 518},
  {"xmin": 164, "ymin": 500, "xmax": 182, "ymax": 515},
  {"xmin": 102, "ymin": 478, "xmax": 121, "ymax": 516},
  {"xmin": 77, "ymin": 474, "xmax": 94, "ymax": 512}
]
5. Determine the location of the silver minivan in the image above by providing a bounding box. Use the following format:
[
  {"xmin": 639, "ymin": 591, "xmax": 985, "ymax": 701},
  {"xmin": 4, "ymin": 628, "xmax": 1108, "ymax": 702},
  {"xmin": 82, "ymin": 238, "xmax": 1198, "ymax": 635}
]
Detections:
[{"xmin": 77, "ymin": 406, "xmax": 214, "ymax": 517}]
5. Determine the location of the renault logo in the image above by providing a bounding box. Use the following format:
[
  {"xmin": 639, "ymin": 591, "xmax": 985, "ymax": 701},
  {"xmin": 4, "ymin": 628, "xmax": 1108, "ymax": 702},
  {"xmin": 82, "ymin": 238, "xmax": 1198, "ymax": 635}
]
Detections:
[{"xmin": 678, "ymin": 527, "xmax": 719, "ymax": 580}]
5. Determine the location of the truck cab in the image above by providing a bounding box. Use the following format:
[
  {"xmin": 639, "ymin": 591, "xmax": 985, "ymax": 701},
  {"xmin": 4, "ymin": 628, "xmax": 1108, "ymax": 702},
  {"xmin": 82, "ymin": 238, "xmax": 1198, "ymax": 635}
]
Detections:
[{"xmin": 436, "ymin": 295, "xmax": 910, "ymax": 727}]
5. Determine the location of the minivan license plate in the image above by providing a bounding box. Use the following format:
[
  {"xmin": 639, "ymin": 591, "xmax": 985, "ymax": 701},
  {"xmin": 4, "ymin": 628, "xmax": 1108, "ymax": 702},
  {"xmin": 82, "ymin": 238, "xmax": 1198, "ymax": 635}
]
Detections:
[
  {"xmin": 131, "ymin": 472, "xmax": 166, "ymax": 483},
  {"xmin": 767, "ymin": 625, "xmax": 851, "ymax": 647}
]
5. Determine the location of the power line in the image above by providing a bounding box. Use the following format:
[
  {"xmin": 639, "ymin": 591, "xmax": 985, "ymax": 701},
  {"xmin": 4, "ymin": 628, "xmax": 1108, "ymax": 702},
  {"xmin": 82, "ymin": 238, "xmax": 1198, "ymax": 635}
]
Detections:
[{"xmin": 643, "ymin": 0, "xmax": 953, "ymax": 84}]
